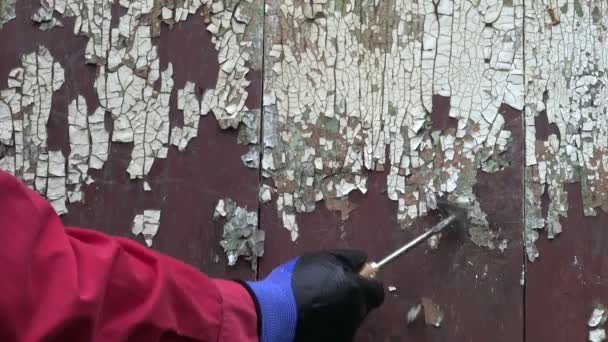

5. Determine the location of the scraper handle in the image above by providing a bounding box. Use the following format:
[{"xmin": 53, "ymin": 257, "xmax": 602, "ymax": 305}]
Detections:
[
  {"xmin": 358, "ymin": 215, "xmax": 457, "ymax": 279},
  {"xmin": 359, "ymin": 261, "xmax": 378, "ymax": 279}
]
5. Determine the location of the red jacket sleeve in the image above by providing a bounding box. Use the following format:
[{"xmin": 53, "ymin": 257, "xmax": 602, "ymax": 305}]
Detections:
[{"xmin": 0, "ymin": 170, "xmax": 258, "ymax": 342}]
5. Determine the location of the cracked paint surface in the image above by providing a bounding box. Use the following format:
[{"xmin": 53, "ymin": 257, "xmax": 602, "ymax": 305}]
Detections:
[
  {"xmin": 66, "ymin": 95, "xmax": 92, "ymax": 203},
  {"xmin": 34, "ymin": 0, "xmax": 262, "ymax": 180},
  {"xmin": 131, "ymin": 209, "xmax": 162, "ymax": 247},
  {"xmin": 259, "ymin": 184, "xmax": 274, "ymax": 203},
  {"xmin": 66, "ymin": 96, "xmax": 111, "ymax": 203},
  {"xmin": 590, "ymin": 304, "xmax": 608, "ymax": 342},
  {"xmin": 0, "ymin": 46, "xmax": 67, "ymax": 214},
  {"xmin": 262, "ymin": 0, "xmax": 522, "ymax": 243},
  {"xmin": 0, "ymin": 0, "xmax": 16, "ymax": 29},
  {"xmin": 0, "ymin": 46, "xmax": 111, "ymax": 214},
  {"xmin": 590, "ymin": 329, "xmax": 607, "ymax": 342},
  {"xmin": 172, "ymin": 81, "xmax": 202, "ymax": 151},
  {"xmin": 213, "ymin": 197, "xmax": 265, "ymax": 269},
  {"xmin": 31, "ymin": 3, "xmax": 63, "ymax": 31},
  {"xmin": 94, "ymin": 13, "xmax": 172, "ymax": 180},
  {"xmin": 10, "ymin": 0, "xmax": 526, "ymax": 252},
  {"xmin": 524, "ymin": 0, "xmax": 608, "ymax": 261},
  {"xmin": 14, "ymin": 0, "xmax": 263, "ymax": 245},
  {"xmin": 590, "ymin": 304, "xmax": 608, "ymax": 328},
  {"xmin": 40, "ymin": 0, "xmax": 113, "ymax": 64},
  {"xmin": 10, "ymin": 0, "xmax": 608, "ymax": 267}
]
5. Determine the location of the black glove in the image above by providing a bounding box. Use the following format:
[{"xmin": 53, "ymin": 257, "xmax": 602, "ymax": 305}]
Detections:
[{"xmin": 245, "ymin": 249, "xmax": 385, "ymax": 342}]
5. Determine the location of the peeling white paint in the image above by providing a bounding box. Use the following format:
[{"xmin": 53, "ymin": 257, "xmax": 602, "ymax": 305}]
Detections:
[
  {"xmin": 162, "ymin": 0, "xmax": 262, "ymax": 158},
  {"xmin": 47, "ymin": 150, "xmax": 68, "ymax": 214},
  {"xmin": 67, "ymin": 95, "xmax": 90, "ymax": 202},
  {"xmin": 259, "ymin": 184, "xmax": 273, "ymax": 203},
  {"xmin": 406, "ymin": 304, "xmax": 421, "ymax": 325},
  {"xmin": 12, "ymin": 0, "xmax": 261, "ymax": 246},
  {"xmin": 241, "ymin": 145, "xmax": 260, "ymax": 168},
  {"xmin": 0, "ymin": 47, "xmax": 67, "ymax": 215},
  {"xmin": 97, "ymin": 51, "xmax": 173, "ymax": 180},
  {"xmin": 131, "ymin": 209, "xmax": 162, "ymax": 247},
  {"xmin": 0, "ymin": 0, "xmax": 16, "ymax": 29},
  {"xmin": 32, "ymin": 4, "xmax": 63, "ymax": 30},
  {"xmin": 590, "ymin": 305, "xmax": 608, "ymax": 328},
  {"xmin": 172, "ymin": 81, "xmax": 202, "ymax": 151},
  {"xmin": 21, "ymin": 0, "xmax": 608, "ymax": 268},
  {"xmin": 498, "ymin": 239, "xmax": 508, "ymax": 252},
  {"xmin": 524, "ymin": 0, "xmax": 608, "ymax": 261},
  {"xmin": 32, "ymin": 0, "xmax": 261, "ymax": 184},
  {"xmin": 38, "ymin": 0, "xmax": 113, "ymax": 63},
  {"xmin": 98, "ymin": 46, "xmax": 171, "ymax": 180},
  {"xmin": 213, "ymin": 198, "xmax": 265, "ymax": 269},
  {"xmin": 428, "ymin": 234, "xmax": 440, "ymax": 250},
  {"xmin": 88, "ymin": 107, "xmax": 110, "ymax": 170},
  {"xmin": 590, "ymin": 329, "xmax": 607, "ymax": 342},
  {"xmin": 262, "ymin": 0, "xmax": 521, "ymax": 242}
]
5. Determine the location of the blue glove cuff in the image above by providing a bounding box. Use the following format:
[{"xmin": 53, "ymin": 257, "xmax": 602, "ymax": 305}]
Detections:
[{"xmin": 246, "ymin": 258, "xmax": 298, "ymax": 342}]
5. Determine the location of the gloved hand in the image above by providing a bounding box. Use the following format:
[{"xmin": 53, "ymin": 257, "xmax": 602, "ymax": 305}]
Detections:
[{"xmin": 242, "ymin": 249, "xmax": 385, "ymax": 342}]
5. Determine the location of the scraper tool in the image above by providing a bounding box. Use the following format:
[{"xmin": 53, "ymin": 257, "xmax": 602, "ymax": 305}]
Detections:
[{"xmin": 358, "ymin": 199, "xmax": 468, "ymax": 279}]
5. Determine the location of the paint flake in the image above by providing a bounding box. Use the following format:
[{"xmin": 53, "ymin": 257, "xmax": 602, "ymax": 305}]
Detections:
[
  {"xmin": 498, "ymin": 239, "xmax": 508, "ymax": 252},
  {"xmin": 259, "ymin": 184, "xmax": 273, "ymax": 203},
  {"xmin": 421, "ymin": 297, "xmax": 444, "ymax": 327},
  {"xmin": 406, "ymin": 304, "xmax": 421, "ymax": 325},
  {"xmin": 172, "ymin": 81, "xmax": 201, "ymax": 151},
  {"xmin": 589, "ymin": 305, "xmax": 608, "ymax": 328},
  {"xmin": 427, "ymin": 234, "xmax": 440, "ymax": 250},
  {"xmin": 0, "ymin": 0, "xmax": 16, "ymax": 28},
  {"xmin": 213, "ymin": 198, "xmax": 265, "ymax": 270},
  {"xmin": 31, "ymin": 4, "xmax": 63, "ymax": 30},
  {"xmin": 237, "ymin": 109, "xmax": 260, "ymax": 145},
  {"xmin": 241, "ymin": 145, "xmax": 260, "ymax": 168},
  {"xmin": 47, "ymin": 151, "xmax": 68, "ymax": 214},
  {"xmin": 131, "ymin": 209, "xmax": 161, "ymax": 247},
  {"xmin": 88, "ymin": 107, "xmax": 110, "ymax": 169},
  {"xmin": 67, "ymin": 96, "xmax": 90, "ymax": 189},
  {"xmin": 590, "ymin": 329, "xmax": 607, "ymax": 342}
]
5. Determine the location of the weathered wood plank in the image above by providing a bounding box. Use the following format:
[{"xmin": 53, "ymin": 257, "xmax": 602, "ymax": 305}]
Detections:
[
  {"xmin": 525, "ymin": 184, "xmax": 608, "ymax": 341},
  {"xmin": 523, "ymin": 1, "xmax": 608, "ymax": 340},
  {"xmin": 259, "ymin": 0, "xmax": 525, "ymax": 339}
]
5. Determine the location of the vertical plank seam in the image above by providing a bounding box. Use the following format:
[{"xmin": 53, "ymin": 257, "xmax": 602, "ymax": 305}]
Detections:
[
  {"xmin": 521, "ymin": 0, "xmax": 527, "ymax": 340},
  {"xmin": 255, "ymin": 0, "xmax": 267, "ymax": 281}
]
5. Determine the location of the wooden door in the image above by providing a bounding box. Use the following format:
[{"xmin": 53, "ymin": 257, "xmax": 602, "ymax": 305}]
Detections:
[{"xmin": 1, "ymin": 0, "xmax": 607, "ymax": 341}]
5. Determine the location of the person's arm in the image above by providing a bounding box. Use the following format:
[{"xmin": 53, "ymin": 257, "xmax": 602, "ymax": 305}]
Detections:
[
  {"xmin": 0, "ymin": 169, "xmax": 258, "ymax": 342},
  {"xmin": 0, "ymin": 168, "xmax": 384, "ymax": 342}
]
